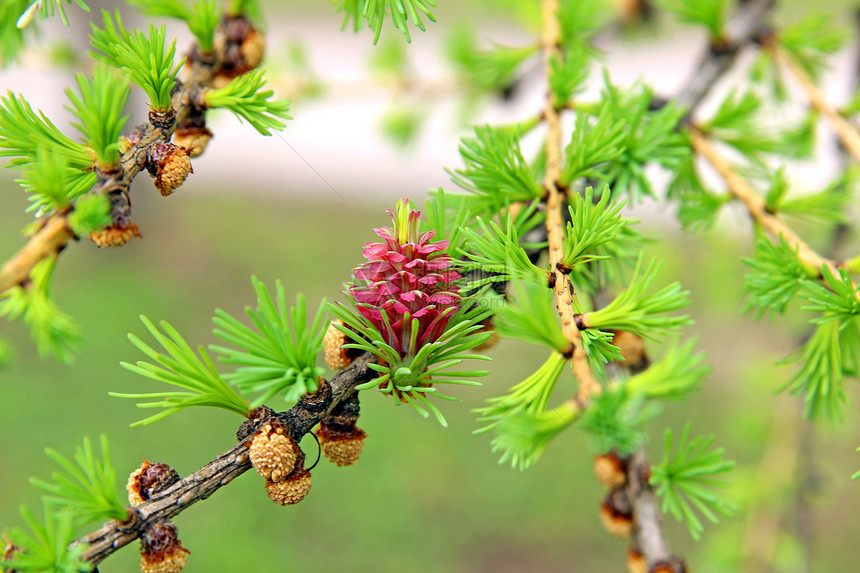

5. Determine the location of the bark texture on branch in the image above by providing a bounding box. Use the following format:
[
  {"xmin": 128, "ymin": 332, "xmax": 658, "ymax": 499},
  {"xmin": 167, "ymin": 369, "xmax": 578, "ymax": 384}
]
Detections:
[
  {"xmin": 0, "ymin": 15, "xmax": 250, "ymax": 295},
  {"xmin": 77, "ymin": 352, "xmax": 375, "ymax": 567},
  {"xmin": 540, "ymin": 0, "xmax": 600, "ymax": 403}
]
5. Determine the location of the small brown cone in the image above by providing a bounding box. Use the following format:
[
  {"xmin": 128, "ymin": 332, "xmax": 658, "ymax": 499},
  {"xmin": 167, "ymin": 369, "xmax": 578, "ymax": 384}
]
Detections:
[
  {"xmin": 600, "ymin": 491, "xmax": 633, "ymax": 538},
  {"xmin": 152, "ymin": 144, "xmax": 193, "ymax": 196},
  {"xmin": 3, "ymin": 534, "xmax": 19, "ymax": 562},
  {"xmin": 89, "ymin": 223, "xmax": 142, "ymax": 248},
  {"xmin": 127, "ymin": 461, "xmax": 180, "ymax": 506},
  {"xmin": 249, "ymin": 423, "xmax": 298, "ymax": 482},
  {"xmin": 594, "ymin": 452, "xmax": 628, "ymax": 490},
  {"xmin": 612, "ymin": 330, "xmax": 649, "ymax": 371},
  {"xmin": 473, "ymin": 317, "xmax": 498, "ymax": 351},
  {"xmin": 316, "ymin": 422, "xmax": 367, "ymax": 467},
  {"xmin": 139, "ymin": 520, "xmax": 189, "ymax": 573},
  {"xmin": 240, "ymin": 29, "xmax": 265, "ymax": 69},
  {"xmin": 627, "ymin": 547, "xmax": 647, "ymax": 573},
  {"xmin": 265, "ymin": 468, "xmax": 312, "ymax": 505},
  {"xmin": 172, "ymin": 128, "xmax": 213, "ymax": 158},
  {"xmin": 323, "ymin": 320, "xmax": 352, "ymax": 370}
]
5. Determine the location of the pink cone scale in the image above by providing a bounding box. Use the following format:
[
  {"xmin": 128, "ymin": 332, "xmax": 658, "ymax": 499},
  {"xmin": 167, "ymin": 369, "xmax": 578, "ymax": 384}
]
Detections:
[{"xmin": 349, "ymin": 200, "xmax": 461, "ymax": 357}]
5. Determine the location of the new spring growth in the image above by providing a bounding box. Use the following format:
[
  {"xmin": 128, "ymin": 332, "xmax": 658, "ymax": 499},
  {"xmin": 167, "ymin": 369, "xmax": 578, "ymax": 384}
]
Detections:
[{"xmin": 350, "ymin": 199, "xmax": 461, "ymax": 357}]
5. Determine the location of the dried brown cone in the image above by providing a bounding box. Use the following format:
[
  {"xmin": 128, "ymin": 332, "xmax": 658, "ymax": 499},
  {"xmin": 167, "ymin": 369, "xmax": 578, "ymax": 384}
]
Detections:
[
  {"xmin": 127, "ymin": 461, "xmax": 181, "ymax": 507},
  {"xmin": 600, "ymin": 490, "xmax": 633, "ymax": 538},
  {"xmin": 149, "ymin": 143, "xmax": 193, "ymax": 196},
  {"xmin": 594, "ymin": 451, "xmax": 628, "ymax": 490},
  {"xmin": 650, "ymin": 561, "xmax": 686, "ymax": 573},
  {"xmin": 323, "ymin": 320, "xmax": 352, "ymax": 370},
  {"xmin": 89, "ymin": 223, "xmax": 142, "ymax": 248},
  {"xmin": 240, "ymin": 28, "xmax": 265, "ymax": 69},
  {"xmin": 627, "ymin": 547, "xmax": 647, "ymax": 573},
  {"xmin": 612, "ymin": 330, "xmax": 649, "ymax": 372},
  {"xmin": 172, "ymin": 127, "xmax": 213, "ymax": 158},
  {"xmin": 473, "ymin": 317, "xmax": 498, "ymax": 351},
  {"xmin": 249, "ymin": 422, "xmax": 298, "ymax": 482},
  {"xmin": 2, "ymin": 534, "xmax": 19, "ymax": 563},
  {"xmin": 139, "ymin": 520, "xmax": 189, "ymax": 573},
  {"xmin": 265, "ymin": 468, "xmax": 312, "ymax": 505},
  {"xmin": 316, "ymin": 421, "xmax": 367, "ymax": 467}
]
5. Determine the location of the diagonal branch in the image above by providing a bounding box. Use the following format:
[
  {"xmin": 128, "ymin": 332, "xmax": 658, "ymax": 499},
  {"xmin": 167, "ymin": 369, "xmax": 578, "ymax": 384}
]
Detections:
[
  {"xmin": 771, "ymin": 45, "xmax": 860, "ymax": 164},
  {"xmin": 688, "ymin": 127, "xmax": 836, "ymax": 275},
  {"xmin": 0, "ymin": 16, "xmax": 251, "ymax": 296},
  {"xmin": 674, "ymin": 0, "xmax": 775, "ymax": 117},
  {"xmin": 76, "ymin": 352, "xmax": 375, "ymax": 567}
]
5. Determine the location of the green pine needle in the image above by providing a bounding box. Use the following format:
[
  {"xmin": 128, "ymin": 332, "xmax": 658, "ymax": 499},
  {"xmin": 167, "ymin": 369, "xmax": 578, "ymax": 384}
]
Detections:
[
  {"xmin": 491, "ymin": 279, "xmax": 569, "ymax": 352},
  {"xmin": 16, "ymin": 0, "xmax": 90, "ymax": 28},
  {"xmin": 29, "ymin": 435, "xmax": 128, "ymax": 526},
  {"xmin": 422, "ymin": 189, "xmax": 471, "ymax": 257},
  {"xmin": 128, "ymin": 0, "xmax": 219, "ymax": 52},
  {"xmin": 577, "ymin": 389, "xmax": 656, "ymax": 454},
  {"xmin": 489, "ymin": 402, "xmax": 578, "ymax": 470},
  {"xmin": 779, "ymin": 172, "xmax": 854, "ymax": 225},
  {"xmin": 328, "ymin": 298, "xmax": 491, "ymax": 427},
  {"xmin": 211, "ymin": 278, "xmax": 326, "ymax": 409},
  {"xmin": 65, "ymin": 65, "xmax": 130, "ymax": 167},
  {"xmin": 699, "ymin": 90, "xmax": 777, "ymax": 164},
  {"xmin": 113, "ymin": 315, "xmax": 250, "ymax": 426},
  {"xmin": 188, "ymin": 0, "xmax": 222, "ymax": 53},
  {"xmin": 0, "ymin": 504, "xmax": 92, "ymax": 572},
  {"xmin": 651, "ymin": 423, "xmax": 736, "ymax": 540},
  {"xmin": 549, "ymin": 44, "xmax": 590, "ymax": 106},
  {"xmin": 336, "ymin": 0, "xmax": 437, "ymax": 44},
  {"xmin": 475, "ymin": 351, "xmax": 566, "ymax": 433},
  {"xmin": 583, "ymin": 255, "xmax": 692, "ymax": 340},
  {"xmin": 457, "ymin": 216, "xmax": 547, "ymax": 288},
  {"xmin": 562, "ymin": 185, "xmax": 628, "ymax": 269},
  {"xmin": 15, "ymin": 147, "xmax": 97, "ymax": 216},
  {"xmin": 668, "ymin": 154, "xmax": 728, "ymax": 231},
  {"xmin": 560, "ymin": 106, "xmax": 626, "ymax": 185},
  {"xmin": 0, "ymin": 256, "xmax": 82, "ymax": 364},
  {"xmin": 660, "ymin": 0, "xmax": 730, "ymax": 39},
  {"xmin": 0, "ymin": 91, "xmax": 94, "ymax": 170},
  {"xmin": 579, "ymin": 328, "xmax": 623, "ymax": 375},
  {"xmin": 596, "ymin": 79, "xmax": 688, "ymax": 200},
  {"xmin": 449, "ymin": 125, "xmax": 544, "ymax": 205},
  {"xmin": 625, "ymin": 338, "xmax": 709, "ymax": 401},
  {"xmin": 447, "ymin": 27, "xmax": 538, "ymax": 95},
  {"xmin": 67, "ymin": 193, "xmax": 111, "ymax": 237},
  {"xmin": 204, "ymin": 70, "xmax": 291, "ymax": 135},
  {"xmin": 89, "ymin": 12, "xmax": 183, "ymax": 111},
  {"xmin": 779, "ymin": 320, "xmax": 850, "ymax": 421},
  {"xmin": 799, "ymin": 265, "xmax": 860, "ymax": 322},
  {"xmin": 742, "ymin": 234, "xmax": 813, "ymax": 319},
  {"xmin": 126, "ymin": 0, "xmax": 192, "ymax": 20},
  {"xmin": 779, "ymin": 13, "xmax": 849, "ymax": 82}
]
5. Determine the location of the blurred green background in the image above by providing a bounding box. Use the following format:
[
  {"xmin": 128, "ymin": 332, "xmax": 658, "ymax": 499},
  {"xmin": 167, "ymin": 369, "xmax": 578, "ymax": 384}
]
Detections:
[{"xmin": 2, "ymin": 1, "xmax": 860, "ymax": 572}]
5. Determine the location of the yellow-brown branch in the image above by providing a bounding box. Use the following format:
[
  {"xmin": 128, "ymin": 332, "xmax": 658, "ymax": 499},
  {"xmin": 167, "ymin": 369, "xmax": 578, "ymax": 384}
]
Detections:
[
  {"xmin": 0, "ymin": 215, "xmax": 73, "ymax": 293},
  {"xmin": 541, "ymin": 0, "xmax": 600, "ymax": 402},
  {"xmin": 774, "ymin": 46, "xmax": 860, "ymax": 165},
  {"xmin": 689, "ymin": 128, "xmax": 837, "ymax": 276}
]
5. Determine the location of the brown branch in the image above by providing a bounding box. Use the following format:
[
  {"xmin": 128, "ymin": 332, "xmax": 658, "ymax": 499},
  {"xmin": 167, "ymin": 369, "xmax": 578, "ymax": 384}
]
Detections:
[
  {"xmin": 0, "ymin": 14, "xmax": 259, "ymax": 296},
  {"xmin": 689, "ymin": 127, "xmax": 837, "ymax": 275},
  {"xmin": 76, "ymin": 352, "xmax": 375, "ymax": 568},
  {"xmin": 540, "ymin": 0, "xmax": 599, "ymax": 403},
  {"xmin": 626, "ymin": 450, "xmax": 682, "ymax": 570},
  {"xmin": 772, "ymin": 45, "xmax": 860, "ymax": 165},
  {"xmin": 674, "ymin": 0, "xmax": 774, "ymax": 117},
  {"xmin": 0, "ymin": 215, "xmax": 74, "ymax": 293}
]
